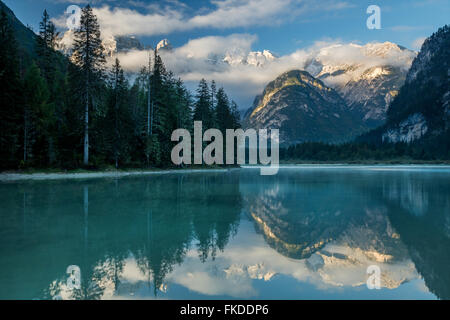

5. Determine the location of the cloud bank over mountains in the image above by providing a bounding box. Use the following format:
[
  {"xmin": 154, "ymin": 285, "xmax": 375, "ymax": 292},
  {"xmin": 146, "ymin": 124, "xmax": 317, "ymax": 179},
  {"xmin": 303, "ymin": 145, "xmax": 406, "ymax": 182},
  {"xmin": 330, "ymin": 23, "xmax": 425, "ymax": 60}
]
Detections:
[
  {"xmin": 111, "ymin": 35, "xmax": 415, "ymax": 109},
  {"xmin": 53, "ymin": 0, "xmax": 416, "ymax": 109},
  {"xmin": 59, "ymin": 31, "xmax": 416, "ymax": 110}
]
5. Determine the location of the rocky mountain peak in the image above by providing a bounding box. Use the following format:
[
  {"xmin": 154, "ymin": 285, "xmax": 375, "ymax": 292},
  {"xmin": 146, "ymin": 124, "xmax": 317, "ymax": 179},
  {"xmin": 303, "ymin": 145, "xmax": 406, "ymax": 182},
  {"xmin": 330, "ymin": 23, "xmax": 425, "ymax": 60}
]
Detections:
[
  {"xmin": 57, "ymin": 31, "xmax": 144, "ymax": 57},
  {"xmin": 223, "ymin": 49, "xmax": 276, "ymax": 67},
  {"xmin": 156, "ymin": 39, "xmax": 172, "ymax": 51},
  {"xmin": 362, "ymin": 41, "xmax": 406, "ymax": 58},
  {"xmin": 244, "ymin": 70, "xmax": 366, "ymax": 144}
]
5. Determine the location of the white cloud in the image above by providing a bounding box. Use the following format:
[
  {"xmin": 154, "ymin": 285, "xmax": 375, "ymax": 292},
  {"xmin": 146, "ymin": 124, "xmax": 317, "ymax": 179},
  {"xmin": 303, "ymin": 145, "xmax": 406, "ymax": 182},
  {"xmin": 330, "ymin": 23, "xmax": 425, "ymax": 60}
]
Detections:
[
  {"xmin": 113, "ymin": 36, "xmax": 414, "ymax": 110},
  {"xmin": 53, "ymin": 0, "xmax": 353, "ymax": 37},
  {"xmin": 187, "ymin": 0, "xmax": 293, "ymax": 29},
  {"xmin": 412, "ymin": 37, "xmax": 426, "ymax": 50}
]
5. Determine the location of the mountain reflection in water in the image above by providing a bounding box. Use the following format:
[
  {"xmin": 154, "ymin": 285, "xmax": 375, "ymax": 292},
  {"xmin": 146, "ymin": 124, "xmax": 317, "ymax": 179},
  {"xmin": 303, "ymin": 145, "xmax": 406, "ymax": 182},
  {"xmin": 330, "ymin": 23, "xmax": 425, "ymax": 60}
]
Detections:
[{"xmin": 0, "ymin": 166, "xmax": 449, "ymax": 300}]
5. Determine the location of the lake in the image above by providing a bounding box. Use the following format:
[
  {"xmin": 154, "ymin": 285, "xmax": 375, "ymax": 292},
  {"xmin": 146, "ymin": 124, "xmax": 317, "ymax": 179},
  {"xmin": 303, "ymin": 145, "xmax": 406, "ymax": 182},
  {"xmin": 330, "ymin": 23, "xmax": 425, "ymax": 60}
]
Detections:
[{"xmin": 1, "ymin": 166, "xmax": 449, "ymax": 300}]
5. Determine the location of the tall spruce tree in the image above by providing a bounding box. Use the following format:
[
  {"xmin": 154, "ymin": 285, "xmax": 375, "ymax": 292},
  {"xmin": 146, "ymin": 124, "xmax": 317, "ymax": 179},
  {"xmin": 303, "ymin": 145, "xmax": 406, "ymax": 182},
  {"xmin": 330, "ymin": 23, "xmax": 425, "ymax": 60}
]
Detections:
[
  {"xmin": 175, "ymin": 79, "xmax": 192, "ymax": 130},
  {"xmin": 144, "ymin": 50, "xmax": 168, "ymax": 166},
  {"xmin": 37, "ymin": 10, "xmax": 58, "ymax": 82},
  {"xmin": 0, "ymin": 8, "xmax": 21, "ymax": 168},
  {"xmin": 71, "ymin": 5, "xmax": 105, "ymax": 166},
  {"xmin": 193, "ymin": 79, "xmax": 213, "ymax": 129},
  {"xmin": 128, "ymin": 67, "xmax": 148, "ymax": 163},
  {"xmin": 106, "ymin": 58, "xmax": 130, "ymax": 168},
  {"xmin": 230, "ymin": 100, "xmax": 241, "ymax": 129},
  {"xmin": 22, "ymin": 62, "xmax": 51, "ymax": 165},
  {"xmin": 210, "ymin": 80, "xmax": 217, "ymax": 110},
  {"xmin": 215, "ymin": 87, "xmax": 233, "ymax": 133},
  {"xmin": 147, "ymin": 50, "xmax": 153, "ymax": 136}
]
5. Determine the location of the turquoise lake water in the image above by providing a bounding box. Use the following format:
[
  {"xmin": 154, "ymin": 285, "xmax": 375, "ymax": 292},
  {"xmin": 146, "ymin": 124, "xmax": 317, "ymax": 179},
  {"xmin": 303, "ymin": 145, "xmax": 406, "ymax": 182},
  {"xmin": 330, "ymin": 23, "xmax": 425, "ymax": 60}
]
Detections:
[{"xmin": 1, "ymin": 166, "xmax": 449, "ymax": 300}]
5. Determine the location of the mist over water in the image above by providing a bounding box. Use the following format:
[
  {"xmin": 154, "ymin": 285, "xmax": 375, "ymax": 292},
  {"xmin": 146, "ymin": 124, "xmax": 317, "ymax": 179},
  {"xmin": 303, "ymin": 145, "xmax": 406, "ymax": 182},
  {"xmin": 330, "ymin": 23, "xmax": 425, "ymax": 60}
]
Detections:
[{"xmin": 1, "ymin": 166, "xmax": 449, "ymax": 300}]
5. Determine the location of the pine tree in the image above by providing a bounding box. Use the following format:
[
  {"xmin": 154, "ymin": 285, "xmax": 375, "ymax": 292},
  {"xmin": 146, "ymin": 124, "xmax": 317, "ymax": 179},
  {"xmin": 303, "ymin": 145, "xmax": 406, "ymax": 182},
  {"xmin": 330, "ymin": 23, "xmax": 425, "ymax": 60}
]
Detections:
[
  {"xmin": 175, "ymin": 78, "xmax": 192, "ymax": 130},
  {"xmin": 51, "ymin": 69, "xmax": 69, "ymax": 165},
  {"xmin": 0, "ymin": 8, "xmax": 21, "ymax": 168},
  {"xmin": 151, "ymin": 51, "xmax": 167, "ymax": 134},
  {"xmin": 143, "ymin": 50, "xmax": 167, "ymax": 166},
  {"xmin": 147, "ymin": 51, "xmax": 153, "ymax": 137},
  {"xmin": 106, "ymin": 58, "xmax": 130, "ymax": 168},
  {"xmin": 22, "ymin": 62, "xmax": 50, "ymax": 165},
  {"xmin": 35, "ymin": 10, "xmax": 61, "ymax": 165},
  {"xmin": 71, "ymin": 5, "xmax": 106, "ymax": 166},
  {"xmin": 210, "ymin": 80, "xmax": 217, "ymax": 110},
  {"xmin": 193, "ymin": 79, "xmax": 213, "ymax": 129},
  {"xmin": 215, "ymin": 87, "xmax": 233, "ymax": 132},
  {"xmin": 128, "ymin": 67, "xmax": 148, "ymax": 163},
  {"xmin": 230, "ymin": 100, "xmax": 241, "ymax": 129},
  {"xmin": 37, "ymin": 10, "xmax": 58, "ymax": 82}
]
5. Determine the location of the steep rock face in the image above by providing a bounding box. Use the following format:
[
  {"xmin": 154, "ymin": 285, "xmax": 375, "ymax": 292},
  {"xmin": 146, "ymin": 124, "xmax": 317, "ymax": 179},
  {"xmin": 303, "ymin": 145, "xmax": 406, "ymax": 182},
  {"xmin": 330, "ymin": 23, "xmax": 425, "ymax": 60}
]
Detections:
[
  {"xmin": 380, "ymin": 26, "xmax": 450, "ymax": 143},
  {"xmin": 382, "ymin": 113, "xmax": 428, "ymax": 143},
  {"xmin": 338, "ymin": 66, "xmax": 404, "ymax": 126},
  {"xmin": 115, "ymin": 35, "xmax": 144, "ymax": 52},
  {"xmin": 244, "ymin": 70, "xmax": 365, "ymax": 144}
]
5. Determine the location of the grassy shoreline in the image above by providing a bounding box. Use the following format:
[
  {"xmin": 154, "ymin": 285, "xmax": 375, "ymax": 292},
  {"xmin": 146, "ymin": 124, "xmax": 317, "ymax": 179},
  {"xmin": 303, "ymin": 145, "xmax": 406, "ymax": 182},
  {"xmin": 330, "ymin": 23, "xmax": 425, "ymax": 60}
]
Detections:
[
  {"xmin": 0, "ymin": 166, "xmax": 238, "ymax": 182},
  {"xmin": 2, "ymin": 161, "xmax": 450, "ymax": 182}
]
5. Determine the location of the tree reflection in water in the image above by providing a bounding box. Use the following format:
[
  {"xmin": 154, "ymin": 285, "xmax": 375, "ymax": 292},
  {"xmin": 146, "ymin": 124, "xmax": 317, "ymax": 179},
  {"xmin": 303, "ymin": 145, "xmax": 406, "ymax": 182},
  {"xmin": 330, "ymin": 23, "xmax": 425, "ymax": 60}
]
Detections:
[
  {"xmin": 0, "ymin": 172, "xmax": 241, "ymax": 300},
  {"xmin": 0, "ymin": 168, "xmax": 449, "ymax": 299}
]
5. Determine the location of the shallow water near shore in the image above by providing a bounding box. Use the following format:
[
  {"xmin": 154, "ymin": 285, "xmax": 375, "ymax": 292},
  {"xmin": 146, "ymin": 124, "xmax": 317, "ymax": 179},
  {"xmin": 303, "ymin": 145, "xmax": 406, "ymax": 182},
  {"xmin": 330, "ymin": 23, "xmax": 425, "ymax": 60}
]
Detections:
[{"xmin": 1, "ymin": 165, "xmax": 449, "ymax": 300}]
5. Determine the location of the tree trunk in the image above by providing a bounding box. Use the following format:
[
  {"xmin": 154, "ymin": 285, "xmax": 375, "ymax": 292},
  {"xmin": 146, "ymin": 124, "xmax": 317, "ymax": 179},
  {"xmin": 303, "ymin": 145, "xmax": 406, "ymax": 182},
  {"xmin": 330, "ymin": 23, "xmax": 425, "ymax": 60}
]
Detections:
[
  {"xmin": 147, "ymin": 78, "xmax": 151, "ymax": 136},
  {"xmin": 147, "ymin": 51, "xmax": 152, "ymax": 136},
  {"xmin": 23, "ymin": 112, "xmax": 27, "ymax": 163},
  {"xmin": 115, "ymin": 101, "xmax": 119, "ymax": 169},
  {"xmin": 83, "ymin": 89, "xmax": 89, "ymax": 166}
]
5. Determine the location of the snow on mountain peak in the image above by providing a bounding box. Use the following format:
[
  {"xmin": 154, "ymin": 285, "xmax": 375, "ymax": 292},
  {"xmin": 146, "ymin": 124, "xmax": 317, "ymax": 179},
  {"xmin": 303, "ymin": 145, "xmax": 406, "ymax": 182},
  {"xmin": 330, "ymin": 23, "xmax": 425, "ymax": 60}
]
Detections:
[
  {"xmin": 304, "ymin": 42, "xmax": 416, "ymax": 86},
  {"xmin": 157, "ymin": 39, "xmax": 172, "ymax": 51},
  {"xmin": 103, "ymin": 35, "xmax": 117, "ymax": 57},
  {"xmin": 247, "ymin": 50, "xmax": 276, "ymax": 67},
  {"xmin": 363, "ymin": 41, "xmax": 404, "ymax": 57},
  {"xmin": 57, "ymin": 31, "xmax": 144, "ymax": 57},
  {"xmin": 223, "ymin": 49, "xmax": 276, "ymax": 67}
]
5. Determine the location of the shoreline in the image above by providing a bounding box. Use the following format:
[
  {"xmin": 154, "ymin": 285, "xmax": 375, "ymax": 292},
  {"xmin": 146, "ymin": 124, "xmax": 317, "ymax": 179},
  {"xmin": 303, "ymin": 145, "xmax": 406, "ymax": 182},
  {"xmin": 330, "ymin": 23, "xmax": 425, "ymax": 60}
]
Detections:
[
  {"xmin": 0, "ymin": 168, "xmax": 236, "ymax": 182},
  {"xmin": 2, "ymin": 163, "xmax": 450, "ymax": 181}
]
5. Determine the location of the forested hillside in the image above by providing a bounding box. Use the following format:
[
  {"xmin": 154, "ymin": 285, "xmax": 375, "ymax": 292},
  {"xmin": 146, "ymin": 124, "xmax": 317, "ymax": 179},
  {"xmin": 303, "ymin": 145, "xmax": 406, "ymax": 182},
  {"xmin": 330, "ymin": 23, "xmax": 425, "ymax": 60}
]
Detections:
[{"xmin": 0, "ymin": 3, "xmax": 240, "ymax": 170}]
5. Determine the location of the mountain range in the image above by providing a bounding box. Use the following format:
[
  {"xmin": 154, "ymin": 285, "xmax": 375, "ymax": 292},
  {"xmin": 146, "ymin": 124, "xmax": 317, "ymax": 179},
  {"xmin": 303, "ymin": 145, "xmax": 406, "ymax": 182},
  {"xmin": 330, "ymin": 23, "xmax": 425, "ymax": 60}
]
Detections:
[
  {"xmin": 243, "ymin": 42, "xmax": 421, "ymax": 144},
  {"xmin": 3, "ymin": 0, "xmax": 448, "ymax": 149},
  {"xmin": 55, "ymin": 29, "xmax": 420, "ymax": 145}
]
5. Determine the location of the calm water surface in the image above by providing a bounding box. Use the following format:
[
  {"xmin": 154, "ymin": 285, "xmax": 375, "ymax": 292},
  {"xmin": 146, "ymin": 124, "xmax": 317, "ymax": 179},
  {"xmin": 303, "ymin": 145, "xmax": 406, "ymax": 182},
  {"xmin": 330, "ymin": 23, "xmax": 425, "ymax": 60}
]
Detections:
[{"xmin": 1, "ymin": 166, "xmax": 449, "ymax": 300}]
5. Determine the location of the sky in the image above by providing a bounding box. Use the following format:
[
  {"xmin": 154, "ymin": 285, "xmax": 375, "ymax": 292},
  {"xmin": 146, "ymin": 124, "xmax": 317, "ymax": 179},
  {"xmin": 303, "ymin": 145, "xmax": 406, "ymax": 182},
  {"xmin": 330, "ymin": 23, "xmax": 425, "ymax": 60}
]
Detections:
[{"xmin": 3, "ymin": 0, "xmax": 449, "ymax": 109}]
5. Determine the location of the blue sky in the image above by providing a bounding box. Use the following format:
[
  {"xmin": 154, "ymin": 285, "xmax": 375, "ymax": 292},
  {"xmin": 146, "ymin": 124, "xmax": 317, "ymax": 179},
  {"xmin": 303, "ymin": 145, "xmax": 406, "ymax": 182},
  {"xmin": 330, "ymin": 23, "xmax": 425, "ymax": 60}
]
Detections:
[{"xmin": 4, "ymin": 0, "xmax": 449, "ymax": 53}]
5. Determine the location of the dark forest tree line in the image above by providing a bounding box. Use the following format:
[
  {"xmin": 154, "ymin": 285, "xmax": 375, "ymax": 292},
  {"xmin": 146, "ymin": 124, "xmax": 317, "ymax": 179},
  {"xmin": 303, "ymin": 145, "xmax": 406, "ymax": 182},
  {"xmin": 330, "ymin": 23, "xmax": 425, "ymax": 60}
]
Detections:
[
  {"xmin": 281, "ymin": 135, "xmax": 450, "ymax": 162},
  {"xmin": 0, "ymin": 5, "xmax": 240, "ymax": 170}
]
